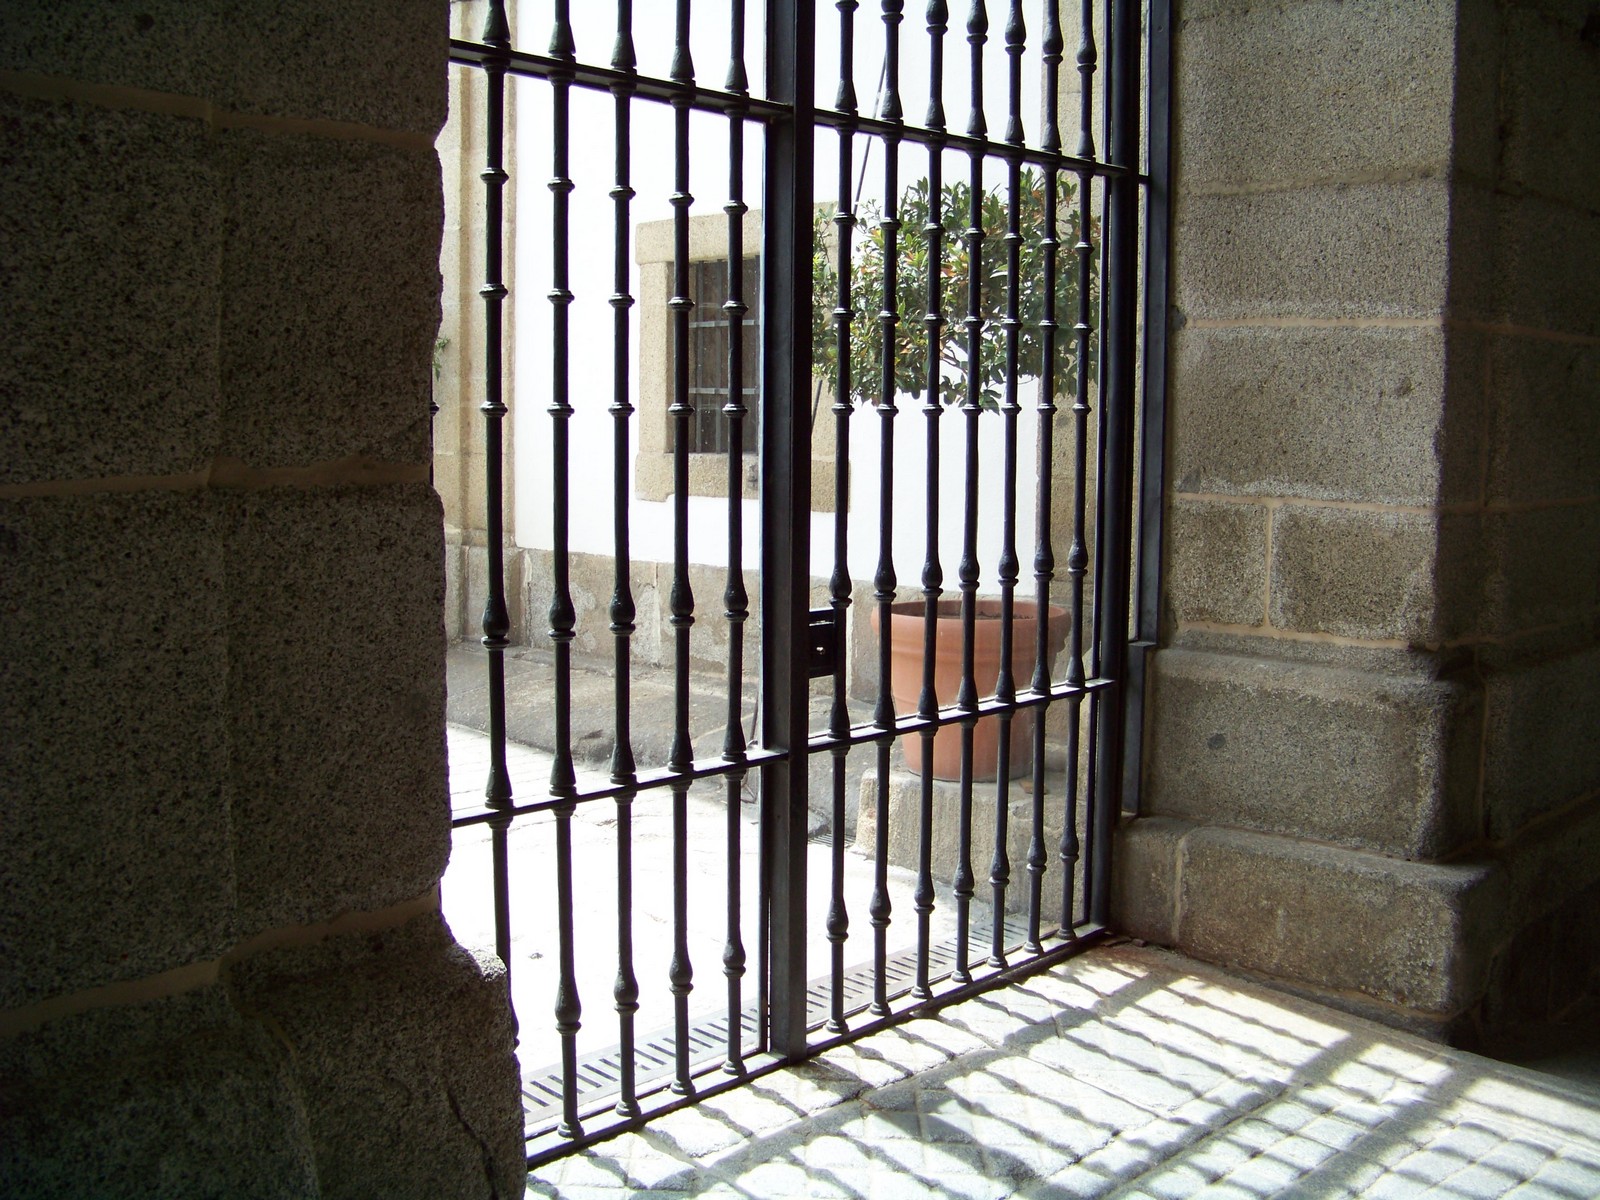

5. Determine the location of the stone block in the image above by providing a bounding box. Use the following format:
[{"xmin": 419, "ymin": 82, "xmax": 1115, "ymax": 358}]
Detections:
[
  {"xmin": 0, "ymin": 95, "xmax": 221, "ymax": 485},
  {"xmin": 1177, "ymin": 0, "xmax": 1455, "ymax": 188},
  {"xmin": 230, "ymin": 913, "xmax": 525, "ymax": 1199},
  {"xmin": 0, "ymin": 492, "xmax": 235, "ymax": 1009},
  {"xmin": 1269, "ymin": 504, "xmax": 1480, "ymax": 643},
  {"xmin": 223, "ymin": 484, "xmax": 449, "ymax": 932},
  {"xmin": 1176, "ymin": 825, "xmax": 1506, "ymax": 1014},
  {"xmin": 1479, "ymin": 503, "xmax": 1600, "ymax": 636},
  {"xmin": 1485, "ymin": 335, "xmax": 1600, "ymax": 504},
  {"xmin": 1498, "ymin": 5, "xmax": 1600, "ymax": 213},
  {"xmin": 1173, "ymin": 180, "xmax": 1450, "ymax": 322},
  {"xmin": 1164, "ymin": 499, "xmax": 1266, "ymax": 627},
  {"xmin": 219, "ymin": 130, "xmax": 441, "ymax": 469},
  {"xmin": 1482, "ymin": 644, "xmax": 1600, "ymax": 839},
  {"xmin": 0, "ymin": 989, "xmax": 317, "ymax": 1198},
  {"xmin": 1111, "ymin": 816, "xmax": 1190, "ymax": 946},
  {"xmin": 0, "ymin": 1, "xmax": 446, "ymax": 136},
  {"xmin": 1168, "ymin": 324, "xmax": 1476, "ymax": 506},
  {"xmin": 1451, "ymin": 185, "xmax": 1600, "ymax": 339},
  {"xmin": 1143, "ymin": 646, "xmax": 1481, "ymax": 860}
]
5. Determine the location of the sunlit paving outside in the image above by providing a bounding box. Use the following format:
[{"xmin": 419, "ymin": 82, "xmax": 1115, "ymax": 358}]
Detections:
[{"xmin": 514, "ymin": 944, "xmax": 1600, "ymax": 1199}]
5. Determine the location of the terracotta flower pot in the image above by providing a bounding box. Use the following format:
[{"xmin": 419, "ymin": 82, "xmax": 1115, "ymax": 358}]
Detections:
[{"xmin": 871, "ymin": 598, "xmax": 1069, "ymax": 782}]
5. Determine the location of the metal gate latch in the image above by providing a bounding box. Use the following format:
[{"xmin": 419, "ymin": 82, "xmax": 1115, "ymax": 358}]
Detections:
[{"xmin": 807, "ymin": 608, "xmax": 841, "ymax": 679}]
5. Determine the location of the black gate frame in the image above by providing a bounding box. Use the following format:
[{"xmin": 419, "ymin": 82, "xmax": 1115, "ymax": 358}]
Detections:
[{"xmin": 448, "ymin": 0, "xmax": 1171, "ymax": 1164}]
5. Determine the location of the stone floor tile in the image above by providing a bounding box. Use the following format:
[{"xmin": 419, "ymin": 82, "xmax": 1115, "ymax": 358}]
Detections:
[
  {"xmin": 1214, "ymin": 1150, "xmax": 1306, "ymax": 1195},
  {"xmin": 1264, "ymin": 1133, "xmax": 1340, "ymax": 1173},
  {"xmin": 521, "ymin": 946, "xmax": 1600, "ymax": 1200},
  {"xmin": 1121, "ymin": 1160, "xmax": 1216, "ymax": 1199}
]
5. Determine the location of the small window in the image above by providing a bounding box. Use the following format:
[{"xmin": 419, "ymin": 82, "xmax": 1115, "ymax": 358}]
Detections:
[{"xmin": 668, "ymin": 257, "xmax": 761, "ymax": 455}]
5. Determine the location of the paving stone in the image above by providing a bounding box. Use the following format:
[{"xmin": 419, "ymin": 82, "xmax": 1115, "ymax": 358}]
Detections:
[{"xmin": 521, "ymin": 945, "xmax": 1600, "ymax": 1199}]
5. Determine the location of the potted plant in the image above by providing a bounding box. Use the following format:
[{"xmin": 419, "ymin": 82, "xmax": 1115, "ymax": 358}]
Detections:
[{"xmin": 813, "ymin": 171, "xmax": 1097, "ymax": 780}]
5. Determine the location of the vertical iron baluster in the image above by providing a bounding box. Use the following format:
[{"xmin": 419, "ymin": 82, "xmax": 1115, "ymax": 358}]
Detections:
[
  {"xmin": 478, "ymin": 0, "xmax": 516, "ymax": 1032},
  {"xmin": 913, "ymin": 0, "xmax": 949, "ymax": 1003},
  {"xmin": 1088, "ymin": 0, "xmax": 1141, "ymax": 928},
  {"xmin": 761, "ymin": 0, "xmax": 817, "ymax": 1063},
  {"xmin": 721, "ymin": 0, "xmax": 751, "ymax": 1076},
  {"xmin": 951, "ymin": 0, "xmax": 986, "ymax": 987},
  {"xmin": 546, "ymin": 0, "xmax": 584, "ymax": 1141},
  {"xmin": 825, "ymin": 0, "xmax": 858, "ymax": 1037},
  {"xmin": 667, "ymin": 0, "xmax": 697, "ymax": 1096},
  {"xmin": 1060, "ymin": 0, "xmax": 1097, "ymax": 935},
  {"xmin": 608, "ymin": 0, "xmax": 641, "ymax": 1119},
  {"xmin": 1027, "ymin": 0, "xmax": 1064, "ymax": 955},
  {"xmin": 988, "ymin": 0, "xmax": 1025, "ymax": 970},
  {"xmin": 870, "ymin": 0, "xmax": 905, "ymax": 1018}
]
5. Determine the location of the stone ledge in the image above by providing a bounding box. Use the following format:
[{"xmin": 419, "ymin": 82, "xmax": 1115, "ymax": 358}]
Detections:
[
  {"xmin": 230, "ymin": 912, "xmax": 525, "ymax": 1199},
  {"xmin": 1114, "ymin": 817, "xmax": 1507, "ymax": 1020},
  {"xmin": 1143, "ymin": 645, "xmax": 1481, "ymax": 860}
]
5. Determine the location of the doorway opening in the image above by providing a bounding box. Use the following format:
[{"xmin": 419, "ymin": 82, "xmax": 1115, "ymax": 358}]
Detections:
[{"xmin": 434, "ymin": 0, "xmax": 1170, "ymax": 1163}]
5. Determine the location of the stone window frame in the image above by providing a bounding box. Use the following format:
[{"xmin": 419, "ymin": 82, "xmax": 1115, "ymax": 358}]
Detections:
[
  {"xmin": 635, "ymin": 209, "xmax": 837, "ymax": 509},
  {"xmin": 635, "ymin": 212, "xmax": 765, "ymax": 503}
]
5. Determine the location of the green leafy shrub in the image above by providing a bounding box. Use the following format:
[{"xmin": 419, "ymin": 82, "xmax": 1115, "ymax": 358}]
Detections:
[{"xmin": 811, "ymin": 170, "xmax": 1098, "ymax": 411}]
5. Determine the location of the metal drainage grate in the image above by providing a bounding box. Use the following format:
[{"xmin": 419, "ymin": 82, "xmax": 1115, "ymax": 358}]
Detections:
[{"xmin": 522, "ymin": 918, "xmax": 1039, "ymax": 1138}]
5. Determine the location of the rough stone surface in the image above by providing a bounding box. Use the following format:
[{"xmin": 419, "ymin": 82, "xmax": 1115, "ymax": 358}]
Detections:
[
  {"xmin": 0, "ymin": 1, "xmax": 446, "ymax": 136},
  {"xmin": 1174, "ymin": 180, "xmax": 1450, "ymax": 322},
  {"xmin": 1110, "ymin": 816, "xmax": 1188, "ymax": 946},
  {"xmin": 1479, "ymin": 502, "xmax": 1600, "ymax": 636},
  {"xmin": 224, "ymin": 485, "xmax": 448, "ymax": 933},
  {"xmin": 1143, "ymin": 646, "xmax": 1481, "ymax": 860},
  {"xmin": 1496, "ymin": 3, "xmax": 1600, "ymax": 214},
  {"xmin": 1176, "ymin": 825, "xmax": 1505, "ymax": 1014},
  {"xmin": 0, "ymin": 492, "xmax": 235, "ymax": 1009},
  {"xmin": 0, "ymin": 988, "xmax": 317, "ymax": 1199},
  {"xmin": 1482, "ymin": 643, "xmax": 1600, "ymax": 839},
  {"xmin": 1167, "ymin": 324, "xmax": 1472, "ymax": 506},
  {"xmin": 1177, "ymin": 0, "xmax": 1455, "ymax": 188},
  {"xmin": 1485, "ymin": 335, "xmax": 1600, "ymax": 504},
  {"xmin": 1163, "ymin": 498, "xmax": 1266, "ymax": 627},
  {"xmin": 1451, "ymin": 184, "xmax": 1600, "ymax": 338},
  {"xmin": 220, "ymin": 131, "xmax": 440, "ymax": 469},
  {"xmin": 1269, "ymin": 504, "xmax": 1478, "ymax": 643},
  {"xmin": 0, "ymin": 95, "xmax": 222, "ymax": 485},
  {"xmin": 231, "ymin": 913, "xmax": 525, "ymax": 1200}
]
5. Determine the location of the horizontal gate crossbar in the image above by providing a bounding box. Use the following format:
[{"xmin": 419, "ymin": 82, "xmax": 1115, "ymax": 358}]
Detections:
[
  {"xmin": 447, "ymin": 40, "xmax": 1145, "ymax": 185},
  {"xmin": 448, "ymin": 745, "xmax": 787, "ymax": 826}
]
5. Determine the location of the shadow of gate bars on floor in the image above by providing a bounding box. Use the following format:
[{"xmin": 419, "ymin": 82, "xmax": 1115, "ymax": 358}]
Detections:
[{"xmin": 437, "ymin": 0, "xmax": 1170, "ymax": 1166}]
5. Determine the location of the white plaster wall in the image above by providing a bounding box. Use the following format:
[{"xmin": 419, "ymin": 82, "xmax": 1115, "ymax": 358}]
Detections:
[{"xmin": 507, "ymin": 0, "xmax": 1057, "ymax": 588}]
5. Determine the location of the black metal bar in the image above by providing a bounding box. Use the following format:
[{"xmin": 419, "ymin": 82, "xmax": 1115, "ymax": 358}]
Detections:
[
  {"xmin": 824, "ymin": 0, "xmax": 858, "ymax": 1039},
  {"xmin": 912, "ymin": 0, "xmax": 949, "ymax": 1003},
  {"xmin": 450, "ymin": 39, "xmax": 1143, "ymax": 183},
  {"xmin": 761, "ymin": 0, "xmax": 815, "ymax": 1061},
  {"xmin": 1124, "ymin": 0, "xmax": 1173, "ymax": 821},
  {"xmin": 1059, "ymin": 0, "xmax": 1097, "ymax": 936},
  {"xmin": 667, "ymin": 0, "xmax": 697, "ymax": 1097},
  {"xmin": 608, "ymin": 0, "xmax": 641, "ymax": 1121},
  {"xmin": 721, "ymin": 0, "xmax": 752, "ymax": 1080},
  {"xmin": 869, "ymin": 0, "xmax": 905, "ymax": 1019},
  {"xmin": 544, "ymin": 0, "xmax": 584, "ymax": 1142},
  {"xmin": 987, "ymin": 0, "xmax": 1026, "ymax": 971},
  {"xmin": 477, "ymin": 0, "xmax": 516, "ymax": 1026},
  {"xmin": 1026, "ymin": 0, "xmax": 1064, "ymax": 955},
  {"xmin": 951, "ymin": 0, "xmax": 987, "ymax": 988},
  {"xmin": 1088, "ymin": 0, "xmax": 1141, "ymax": 928}
]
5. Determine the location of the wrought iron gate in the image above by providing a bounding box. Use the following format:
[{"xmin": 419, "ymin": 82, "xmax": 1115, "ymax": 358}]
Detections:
[{"xmin": 446, "ymin": 0, "xmax": 1169, "ymax": 1164}]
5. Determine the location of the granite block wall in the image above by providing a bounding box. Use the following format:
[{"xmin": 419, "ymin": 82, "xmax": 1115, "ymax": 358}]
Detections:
[
  {"xmin": 1122, "ymin": 0, "xmax": 1600, "ymax": 1039},
  {"xmin": 0, "ymin": 3, "xmax": 524, "ymax": 1194}
]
